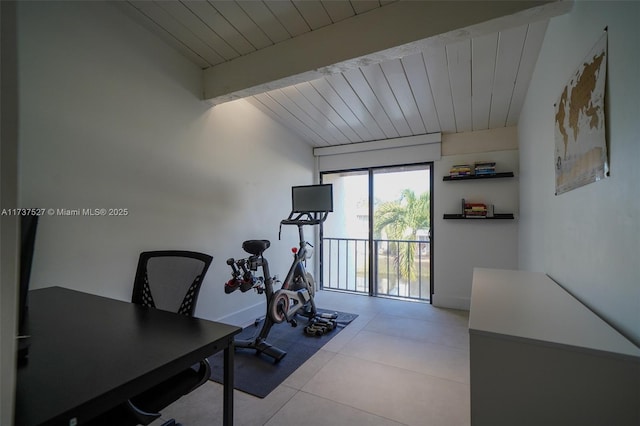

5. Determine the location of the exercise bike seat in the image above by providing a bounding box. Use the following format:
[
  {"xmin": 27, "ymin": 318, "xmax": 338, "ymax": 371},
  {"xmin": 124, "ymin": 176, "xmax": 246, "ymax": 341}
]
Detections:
[{"xmin": 242, "ymin": 240, "xmax": 270, "ymax": 256}]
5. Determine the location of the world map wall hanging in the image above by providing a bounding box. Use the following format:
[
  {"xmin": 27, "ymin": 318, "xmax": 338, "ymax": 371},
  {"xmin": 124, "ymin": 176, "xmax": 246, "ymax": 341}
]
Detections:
[{"xmin": 554, "ymin": 30, "xmax": 608, "ymax": 195}]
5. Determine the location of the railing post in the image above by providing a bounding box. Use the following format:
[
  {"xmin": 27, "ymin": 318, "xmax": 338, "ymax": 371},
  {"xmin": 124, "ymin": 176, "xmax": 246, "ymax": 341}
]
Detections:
[{"xmin": 372, "ymin": 240, "xmax": 377, "ymax": 297}]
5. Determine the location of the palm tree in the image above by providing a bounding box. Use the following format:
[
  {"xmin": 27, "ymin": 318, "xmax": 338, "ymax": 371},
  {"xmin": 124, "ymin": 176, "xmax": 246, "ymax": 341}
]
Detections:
[{"xmin": 373, "ymin": 189, "xmax": 430, "ymax": 281}]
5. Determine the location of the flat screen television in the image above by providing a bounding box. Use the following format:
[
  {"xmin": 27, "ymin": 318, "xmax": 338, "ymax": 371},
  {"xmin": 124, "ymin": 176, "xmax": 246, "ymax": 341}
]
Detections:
[{"xmin": 291, "ymin": 184, "xmax": 333, "ymax": 213}]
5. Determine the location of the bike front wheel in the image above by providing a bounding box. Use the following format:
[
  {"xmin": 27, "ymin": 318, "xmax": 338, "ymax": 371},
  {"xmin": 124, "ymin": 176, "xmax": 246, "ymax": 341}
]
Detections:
[{"xmin": 269, "ymin": 290, "xmax": 290, "ymax": 323}]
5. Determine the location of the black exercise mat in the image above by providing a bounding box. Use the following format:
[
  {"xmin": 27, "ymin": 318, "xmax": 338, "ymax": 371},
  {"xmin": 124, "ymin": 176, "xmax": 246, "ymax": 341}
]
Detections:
[{"xmin": 209, "ymin": 309, "xmax": 357, "ymax": 398}]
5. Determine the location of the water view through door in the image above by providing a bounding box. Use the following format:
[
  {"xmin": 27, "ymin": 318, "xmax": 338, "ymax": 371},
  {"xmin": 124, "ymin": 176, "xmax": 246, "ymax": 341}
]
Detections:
[{"xmin": 321, "ymin": 164, "xmax": 432, "ymax": 302}]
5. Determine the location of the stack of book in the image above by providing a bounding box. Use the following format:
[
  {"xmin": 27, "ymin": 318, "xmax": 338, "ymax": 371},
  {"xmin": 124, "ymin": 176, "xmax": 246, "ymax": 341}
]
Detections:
[
  {"xmin": 474, "ymin": 162, "xmax": 496, "ymax": 176},
  {"xmin": 449, "ymin": 164, "xmax": 472, "ymax": 178},
  {"xmin": 464, "ymin": 202, "xmax": 488, "ymax": 218}
]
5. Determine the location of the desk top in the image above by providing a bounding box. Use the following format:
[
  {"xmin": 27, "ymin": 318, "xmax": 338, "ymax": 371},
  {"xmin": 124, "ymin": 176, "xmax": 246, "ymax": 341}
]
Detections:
[
  {"xmin": 469, "ymin": 268, "xmax": 640, "ymax": 359},
  {"xmin": 15, "ymin": 286, "xmax": 241, "ymax": 426}
]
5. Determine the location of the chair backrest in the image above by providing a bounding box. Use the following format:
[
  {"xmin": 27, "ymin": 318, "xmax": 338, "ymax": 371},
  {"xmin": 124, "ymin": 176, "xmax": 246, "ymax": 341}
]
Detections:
[{"xmin": 131, "ymin": 250, "xmax": 213, "ymax": 317}]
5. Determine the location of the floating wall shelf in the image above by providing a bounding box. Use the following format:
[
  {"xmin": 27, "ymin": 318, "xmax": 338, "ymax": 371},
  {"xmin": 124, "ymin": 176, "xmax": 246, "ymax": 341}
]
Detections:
[
  {"xmin": 443, "ymin": 213, "xmax": 515, "ymax": 220},
  {"xmin": 443, "ymin": 172, "xmax": 514, "ymax": 181}
]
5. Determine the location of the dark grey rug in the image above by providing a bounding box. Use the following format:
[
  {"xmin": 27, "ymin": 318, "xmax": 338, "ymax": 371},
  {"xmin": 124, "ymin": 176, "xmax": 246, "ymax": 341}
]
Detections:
[{"xmin": 209, "ymin": 309, "xmax": 357, "ymax": 398}]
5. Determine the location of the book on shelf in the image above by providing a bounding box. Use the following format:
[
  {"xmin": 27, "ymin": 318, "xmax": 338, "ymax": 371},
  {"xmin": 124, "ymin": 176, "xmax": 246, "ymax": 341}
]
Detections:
[
  {"xmin": 449, "ymin": 164, "xmax": 472, "ymax": 177},
  {"xmin": 474, "ymin": 161, "xmax": 496, "ymax": 176},
  {"xmin": 448, "ymin": 162, "xmax": 501, "ymax": 177},
  {"xmin": 474, "ymin": 161, "xmax": 496, "ymax": 168},
  {"xmin": 462, "ymin": 199, "xmax": 488, "ymax": 217},
  {"xmin": 446, "ymin": 202, "xmax": 510, "ymax": 219}
]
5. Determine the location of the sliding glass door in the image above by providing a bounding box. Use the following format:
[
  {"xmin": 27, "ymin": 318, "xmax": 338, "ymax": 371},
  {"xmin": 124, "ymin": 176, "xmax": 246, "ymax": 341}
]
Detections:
[{"xmin": 321, "ymin": 164, "xmax": 432, "ymax": 302}]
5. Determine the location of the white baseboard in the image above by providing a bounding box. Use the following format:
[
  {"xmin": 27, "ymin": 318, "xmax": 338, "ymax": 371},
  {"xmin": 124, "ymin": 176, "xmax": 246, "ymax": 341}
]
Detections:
[
  {"xmin": 214, "ymin": 301, "xmax": 266, "ymax": 328},
  {"xmin": 214, "ymin": 294, "xmax": 470, "ymax": 326},
  {"xmin": 432, "ymin": 294, "xmax": 470, "ymax": 311}
]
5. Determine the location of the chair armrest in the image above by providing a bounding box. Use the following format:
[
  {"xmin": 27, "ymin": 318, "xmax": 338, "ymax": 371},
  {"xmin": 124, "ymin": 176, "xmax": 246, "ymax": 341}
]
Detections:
[{"xmin": 125, "ymin": 399, "xmax": 162, "ymax": 425}]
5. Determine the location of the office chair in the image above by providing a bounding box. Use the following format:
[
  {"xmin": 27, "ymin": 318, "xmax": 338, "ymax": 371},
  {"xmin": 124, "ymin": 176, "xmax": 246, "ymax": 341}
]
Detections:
[
  {"xmin": 88, "ymin": 250, "xmax": 213, "ymax": 426},
  {"xmin": 131, "ymin": 250, "xmax": 212, "ymax": 317}
]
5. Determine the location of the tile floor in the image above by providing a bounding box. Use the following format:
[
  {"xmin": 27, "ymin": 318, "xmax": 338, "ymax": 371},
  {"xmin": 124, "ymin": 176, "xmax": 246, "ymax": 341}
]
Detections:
[{"xmin": 154, "ymin": 290, "xmax": 471, "ymax": 426}]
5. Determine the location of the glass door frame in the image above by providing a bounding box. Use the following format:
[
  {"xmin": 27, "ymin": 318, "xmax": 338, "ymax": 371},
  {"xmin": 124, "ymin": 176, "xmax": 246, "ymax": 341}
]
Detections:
[{"xmin": 319, "ymin": 162, "xmax": 434, "ymax": 303}]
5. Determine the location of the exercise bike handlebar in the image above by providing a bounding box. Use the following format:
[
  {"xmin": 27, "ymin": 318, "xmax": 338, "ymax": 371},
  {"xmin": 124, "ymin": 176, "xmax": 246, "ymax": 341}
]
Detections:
[
  {"xmin": 279, "ymin": 211, "xmax": 329, "ymax": 240},
  {"xmin": 280, "ymin": 211, "xmax": 329, "ymax": 226}
]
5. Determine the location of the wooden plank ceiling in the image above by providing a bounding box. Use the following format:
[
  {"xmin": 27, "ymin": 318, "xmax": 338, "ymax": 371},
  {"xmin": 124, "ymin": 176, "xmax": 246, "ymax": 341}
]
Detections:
[{"xmin": 122, "ymin": 1, "xmax": 557, "ymax": 147}]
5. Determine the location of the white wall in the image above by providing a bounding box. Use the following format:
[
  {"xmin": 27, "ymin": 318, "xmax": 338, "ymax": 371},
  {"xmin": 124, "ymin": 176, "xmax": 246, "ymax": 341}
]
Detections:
[
  {"xmin": 17, "ymin": 1, "xmax": 314, "ymax": 325},
  {"xmin": 1, "ymin": 2, "xmax": 19, "ymax": 423},
  {"xmin": 433, "ymin": 127, "xmax": 519, "ymax": 309},
  {"xmin": 518, "ymin": 1, "xmax": 640, "ymax": 345}
]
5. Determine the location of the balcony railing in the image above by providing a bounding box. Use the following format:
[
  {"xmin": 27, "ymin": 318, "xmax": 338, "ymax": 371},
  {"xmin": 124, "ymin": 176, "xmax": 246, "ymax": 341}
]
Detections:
[{"xmin": 321, "ymin": 237, "xmax": 431, "ymax": 301}]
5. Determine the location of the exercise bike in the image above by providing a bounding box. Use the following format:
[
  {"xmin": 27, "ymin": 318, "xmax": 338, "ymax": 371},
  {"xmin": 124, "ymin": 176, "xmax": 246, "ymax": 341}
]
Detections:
[{"xmin": 224, "ymin": 187, "xmax": 337, "ymax": 362}]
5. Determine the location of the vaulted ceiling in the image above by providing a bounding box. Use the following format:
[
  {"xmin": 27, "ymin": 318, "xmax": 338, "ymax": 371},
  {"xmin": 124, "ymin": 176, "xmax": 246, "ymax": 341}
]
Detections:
[{"xmin": 118, "ymin": 1, "xmax": 572, "ymax": 147}]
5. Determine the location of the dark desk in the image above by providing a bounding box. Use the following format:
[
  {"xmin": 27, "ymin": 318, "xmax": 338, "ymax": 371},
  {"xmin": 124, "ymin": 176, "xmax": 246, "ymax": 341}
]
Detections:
[{"xmin": 15, "ymin": 287, "xmax": 241, "ymax": 426}]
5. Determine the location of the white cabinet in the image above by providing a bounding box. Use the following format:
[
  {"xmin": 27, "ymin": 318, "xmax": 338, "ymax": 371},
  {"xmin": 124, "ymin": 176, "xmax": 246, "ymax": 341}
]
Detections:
[{"xmin": 469, "ymin": 268, "xmax": 640, "ymax": 426}]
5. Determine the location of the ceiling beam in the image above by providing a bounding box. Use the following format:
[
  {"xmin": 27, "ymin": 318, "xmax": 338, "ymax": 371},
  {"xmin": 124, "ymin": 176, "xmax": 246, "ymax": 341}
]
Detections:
[{"xmin": 203, "ymin": 0, "xmax": 572, "ymax": 105}]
